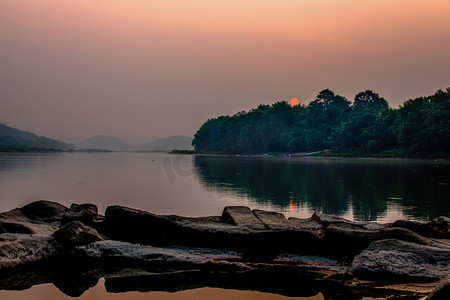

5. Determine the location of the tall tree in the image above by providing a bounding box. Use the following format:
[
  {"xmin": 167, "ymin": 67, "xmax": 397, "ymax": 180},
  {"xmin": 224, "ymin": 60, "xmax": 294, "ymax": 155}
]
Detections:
[{"xmin": 353, "ymin": 90, "xmax": 389, "ymax": 112}]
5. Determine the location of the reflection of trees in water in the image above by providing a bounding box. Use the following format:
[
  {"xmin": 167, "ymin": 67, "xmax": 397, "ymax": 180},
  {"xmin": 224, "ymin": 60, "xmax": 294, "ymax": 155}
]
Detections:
[{"xmin": 194, "ymin": 156, "xmax": 450, "ymax": 221}]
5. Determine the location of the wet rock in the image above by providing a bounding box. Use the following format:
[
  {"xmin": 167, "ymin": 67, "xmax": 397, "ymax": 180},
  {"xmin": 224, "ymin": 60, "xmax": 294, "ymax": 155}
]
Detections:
[
  {"xmin": 426, "ymin": 275, "xmax": 450, "ymax": 299},
  {"xmin": 222, "ymin": 206, "xmax": 266, "ymax": 230},
  {"xmin": 0, "ymin": 234, "xmax": 58, "ymax": 270},
  {"xmin": 61, "ymin": 203, "xmax": 98, "ymax": 226},
  {"xmin": 349, "ymin": 239, "xmax": 450, "ymax": 282},
  {"xmin": 18, "ymin": 200, "xmax": 67, "ymax": 225},
  {"xmin": 53, "ymin": 221, "xmax": 102, "ymax": 247}
]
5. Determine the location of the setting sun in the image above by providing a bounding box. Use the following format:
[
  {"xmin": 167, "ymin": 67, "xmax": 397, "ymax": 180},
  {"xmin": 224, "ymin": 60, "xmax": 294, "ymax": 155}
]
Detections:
[{"xmin": 290, "ymin": 98, "xmax": 300, "ymax": 106}]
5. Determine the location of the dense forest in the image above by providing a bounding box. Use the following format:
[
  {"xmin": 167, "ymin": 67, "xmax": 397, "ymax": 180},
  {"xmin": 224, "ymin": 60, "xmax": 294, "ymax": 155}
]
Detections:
[
  {"xmin": 0, "ymin": 123, "xmax": 74, "ymax": 151},
  {"xmin": 192, "ymin": 88, "xmax": 450, "ymax": 158}
]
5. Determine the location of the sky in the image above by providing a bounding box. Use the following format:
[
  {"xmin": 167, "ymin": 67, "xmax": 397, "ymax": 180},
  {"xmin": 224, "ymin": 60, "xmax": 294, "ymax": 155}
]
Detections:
[{"xmin": 1, "ymin": 0, "xmax": 449, "ymax": 142}]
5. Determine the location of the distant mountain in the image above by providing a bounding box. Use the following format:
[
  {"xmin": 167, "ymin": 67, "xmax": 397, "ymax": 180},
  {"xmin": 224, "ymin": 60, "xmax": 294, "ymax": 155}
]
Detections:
[
  {"xmin": 75, "ymin": 135, "xmax": 130, "ymax": 151},
  {"xmin": 0, "ymin": 123, "xmax": 74, "ymax": 151},
  {"xmin": 138, "ymin": 136, "xmax": 193, "ymax": 151}
]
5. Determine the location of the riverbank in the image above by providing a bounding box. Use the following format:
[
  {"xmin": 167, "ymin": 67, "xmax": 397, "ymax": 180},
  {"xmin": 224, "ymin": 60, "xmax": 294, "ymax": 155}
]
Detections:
[{"xmin": 1, "ymin": 200, "xmax": 449, "ymax": 299}]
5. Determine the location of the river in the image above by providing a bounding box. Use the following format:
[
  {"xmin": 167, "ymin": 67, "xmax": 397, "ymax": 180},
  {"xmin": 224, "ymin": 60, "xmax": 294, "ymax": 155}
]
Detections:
[{"xmin": 1, "ymin": 152, "xmax": 448, "ymax": 222}]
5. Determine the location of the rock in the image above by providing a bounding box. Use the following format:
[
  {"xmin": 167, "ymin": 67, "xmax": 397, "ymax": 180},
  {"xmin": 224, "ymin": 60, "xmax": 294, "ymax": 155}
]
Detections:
[
  {"xmin": 0, "ymin": 204, "xmax": 60, "ymax": 235},
  {"xmin": 426, "ymin": 275, "xmax": 450, "ymax": 299},
  {"xmin": 0, "ymin": 234, "xmax": 58, "ymax": 270},
  {"xmin": 222, "ymin": 206, "xmax": 266, "ymax": 230},
  {"xmin": 0, "ymin": 208, "xmax": 30, "ymax": 222},
  {"xmin": 103, "ymin": 205, "xmax": 184, "ymax": 244},
  {"xmin": 313, "ymin": 213, "xmax": 387, "ymax": 229},
  {"xmin": 312, "ymin": 213, "xmax": 363, "ymax": 227},
  {"xmin": 76, "ymin": 240, "xmax": 246, "ymax": 272},
  {"xmin": 427, "ymin": 217, "xmax": 450, "ymax": 238},
  {"xmin": 320, "ymin": 222, "xmax": 434, "ymax": 255},
  {"xmin": 287, "ymin": 216, "xmax": 323, "ymax": 231},
  {"xmin": 18, "ymin": 200, "xmax": 67, "ymax": 225},
  {"xmin": 349, "ymin": 239, "xmax": 450, "ymax": 282},
  {"xmin": 103, "ymin": 205, "xmax": 246, "ymax": 246},
  {"xmin": 253, "ymin": 209, "xmax": 293, "ymax": 230},
  {"xmin": 0, "ymin": 220, "xmax": 33, "ymax": 234},
  {"xmin": 61, "ymin": 203, "xmax": 98, "ymax": 226},
  {"xmin": 391, "ymin": 217, "xmax": 450, "ymax": 239},
  {"xmin": 53, "ymin": 221, "xmax": 102, "ymax": 247},
  {"xmin": 0, "ymin": 219, "xmax": 58, "ymax": 235},
  {"xmin": 103, "ymin": 205, "xmax": 321, "ymax": 256},
  {"xmin": 106, "ymin": 205, "xmax": 429, "ymax": 257}
]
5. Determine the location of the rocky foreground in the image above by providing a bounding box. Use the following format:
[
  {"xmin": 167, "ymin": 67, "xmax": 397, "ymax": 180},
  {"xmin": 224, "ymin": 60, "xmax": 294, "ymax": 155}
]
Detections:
[{"xmin": 0, "ymin": 200, "xmax": 449, "ymax": 299}]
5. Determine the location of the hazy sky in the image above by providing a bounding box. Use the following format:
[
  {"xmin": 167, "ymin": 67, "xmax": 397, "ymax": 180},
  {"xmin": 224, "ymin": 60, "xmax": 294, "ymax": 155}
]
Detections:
[{"xmin": 1, "ymin": 0, "xmax": 449, "ymax": 142}]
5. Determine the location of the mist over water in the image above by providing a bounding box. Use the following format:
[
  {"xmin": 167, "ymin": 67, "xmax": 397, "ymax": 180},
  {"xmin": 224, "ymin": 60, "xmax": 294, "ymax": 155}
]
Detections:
[{"xmin": 0, "ymin": 152, "xmax": 448, "ymax": 222}]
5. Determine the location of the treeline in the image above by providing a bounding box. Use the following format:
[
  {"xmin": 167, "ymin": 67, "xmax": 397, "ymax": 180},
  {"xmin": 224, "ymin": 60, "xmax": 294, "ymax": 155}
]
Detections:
[
  {"xmin": 0, "ymin": 123, "xmax": 74, "ymax": 151},
  {"xmin": 192, "ymin": 88, "xmax": 450, "ymax": 157}
]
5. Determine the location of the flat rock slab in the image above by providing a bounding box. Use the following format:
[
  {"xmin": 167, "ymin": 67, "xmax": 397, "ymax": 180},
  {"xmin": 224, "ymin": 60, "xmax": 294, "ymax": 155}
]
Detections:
[
  {"xmin": 349, "ymin": 239, "xmax": 450, "ymax": 282},
  {"xmin": 77, "ymin": 240, "xmax": 246, "ymax": 271},
  {"xmin": 253, "ymin": 209, "xmax": 293, "ymax": 230},
  {"xmin": 222, "ymin": 206, "xmax": 266, "ymax": 230}
]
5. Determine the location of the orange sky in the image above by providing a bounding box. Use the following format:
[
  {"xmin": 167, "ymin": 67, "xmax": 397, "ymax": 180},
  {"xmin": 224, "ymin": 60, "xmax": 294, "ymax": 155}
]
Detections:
[{"xmin": 1, "ymin": 0, "xmax": 449, "ymax": 141}]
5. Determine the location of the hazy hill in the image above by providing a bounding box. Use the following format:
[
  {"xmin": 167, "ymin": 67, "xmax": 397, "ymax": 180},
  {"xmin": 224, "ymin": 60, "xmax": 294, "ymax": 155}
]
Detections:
[
  {"xmin": 138, "ymin": 136, "xmax": 193, "ymax": 151},
  {"xmin": 75, "ymin": 135, "xmax": 130, "ymax": 151},
  {"xmin": 0, "ymin": 123, "xmax": 74, "ymax": 151}
]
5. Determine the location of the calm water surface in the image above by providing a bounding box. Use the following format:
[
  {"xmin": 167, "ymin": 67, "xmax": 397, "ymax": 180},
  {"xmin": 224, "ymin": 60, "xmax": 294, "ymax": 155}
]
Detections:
[{"xmin": 0, "ymin": 152, "xmax": 448, "ymax": 222}]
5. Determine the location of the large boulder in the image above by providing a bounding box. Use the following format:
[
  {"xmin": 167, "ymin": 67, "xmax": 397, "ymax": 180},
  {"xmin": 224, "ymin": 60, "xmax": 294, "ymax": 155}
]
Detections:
[
  {"xmin": 349, "ymin": 239, "xmax": 450, "ymax": 282},
  {"xmin": 18, "ymin": 200, "xmax": 67, "ymax": 225},
  {"xmin": 61, "ymin": 204, "xmax": 98, "ymax": 226},
  {"xmin": 53, "ymin": 221, "xmax": 102, "ymax": 247}
]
